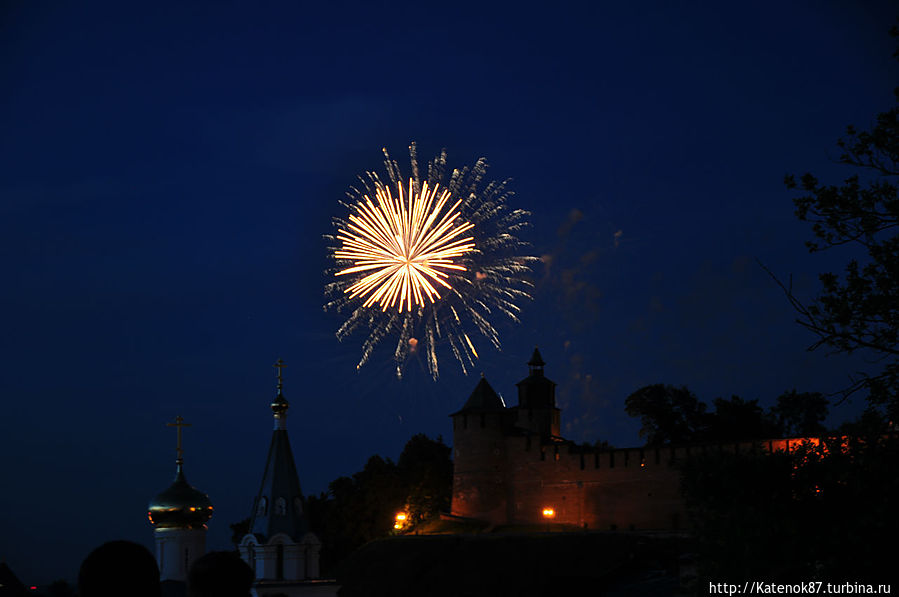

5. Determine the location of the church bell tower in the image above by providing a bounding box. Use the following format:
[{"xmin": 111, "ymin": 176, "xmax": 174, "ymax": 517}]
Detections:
[{"xmin": 239, "ymin": 359, "xmax": 322, "ymax": 594}]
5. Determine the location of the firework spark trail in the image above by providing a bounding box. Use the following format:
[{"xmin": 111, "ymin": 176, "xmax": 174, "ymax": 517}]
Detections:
[
  {"xmin": 335, "ymin": 179, "xmax": 475, "ymax": 312},
  {"xmin": 325, "ymin": 143, "xmax": 538, "ymax": 380}
]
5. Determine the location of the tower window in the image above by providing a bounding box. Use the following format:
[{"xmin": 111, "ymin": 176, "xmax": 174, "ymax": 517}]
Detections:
[{"xmin": 275, "ymin": 497, "xmax": 287, "ymax": 516}]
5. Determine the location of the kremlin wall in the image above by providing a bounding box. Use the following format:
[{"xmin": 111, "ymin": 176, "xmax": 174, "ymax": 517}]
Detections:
[{"xmin": 450, "ymin": 348, "xmax": 813, "ymax": 531}]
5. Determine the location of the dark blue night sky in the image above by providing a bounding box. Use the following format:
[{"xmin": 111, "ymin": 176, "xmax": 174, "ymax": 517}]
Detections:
[{"xmin": 1, "ymin": 0, "xmax": 896, "ymax": 584}]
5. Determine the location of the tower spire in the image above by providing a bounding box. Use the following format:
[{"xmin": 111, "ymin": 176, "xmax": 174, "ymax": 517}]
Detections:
[
  {"xmin": 528, "ymin": 346, "xmax": 545, "ymax": 375},
  {"xmin": 166, "ymin": 415, "xmax": 192, "ymax": 471},
  {"xmin": 274, "ymin": 358, "xmax": 286, "ymax": 394},
  {"xmin": 271, "ymin": 358, "xmax": 289, "ymax": 430}
]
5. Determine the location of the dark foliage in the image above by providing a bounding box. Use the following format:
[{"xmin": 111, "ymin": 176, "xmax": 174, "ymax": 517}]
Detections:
[
  {"xmin": 778, "ymin": 27, "xmax": 899, "ymax": 413},
  {"xmin": 705, "ymin": 395, "xmax": 779, "ymax": 441},
  {"xmin": 304, "ymin": 433, "xmax": 453, "ymax": 575},
  {"xmin": 306, "ymin": 454, "xmax": 404, "ymax": 574},
  {"xmin": 397, "ymin": 433, "xmax": 453, "ymax": 526},
  {"xmin": 681, "ymin": 425, "xmax": 899, "ymax": 583},
  {"xmin": 625, "ymin": 385, "xmax": 829, "ymax": 445},
  {"xmin": 771, "ymin": 390, "xmax": 829, "ymax": 437},
  {"xmin": 624, "ymin": 384, "xmax": 708, "ymax": 445}
]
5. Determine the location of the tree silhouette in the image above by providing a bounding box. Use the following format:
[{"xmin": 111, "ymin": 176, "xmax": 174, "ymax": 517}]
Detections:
[
  {"xmin": 776, "ymin": 26, "xmax": 899, "ymax": 415},
  {"xmin": 771, "ymin": 389, "xmax": 829, "ymax": 437},
  {"xmin": 624, "ymin": 384, "xmax": 708, "ymax": 445},
  {"xmin": 303, "ymin": 434, "xmax": 453, "ymax": 574}
]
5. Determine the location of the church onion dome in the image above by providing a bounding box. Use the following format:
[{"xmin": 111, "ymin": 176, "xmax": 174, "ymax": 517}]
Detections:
[
  {"xmin": 452, "ymin": 374, "xmax": 506, "ymax": 415},
  {"xmin": 148, "ymin": 467, "xmax": 213, "ymax": 529},
  {"xmin": 271, "ymin": 391, "xmax": 289, "ymax": 417}
]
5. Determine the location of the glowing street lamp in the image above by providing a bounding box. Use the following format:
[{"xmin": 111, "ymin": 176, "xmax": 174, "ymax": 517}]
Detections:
[{"xmin": 394, "ymin": 512, "xmax": 407, "ymax": 530}]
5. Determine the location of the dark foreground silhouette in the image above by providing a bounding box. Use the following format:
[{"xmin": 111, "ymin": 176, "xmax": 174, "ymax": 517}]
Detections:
[
  {"xmin": 187, "ymin": 551, "xmax": 253, "ymax": 597},
  {"xmin": 78, "ymin": 541, "xmax": 160, "ymax": 597}
]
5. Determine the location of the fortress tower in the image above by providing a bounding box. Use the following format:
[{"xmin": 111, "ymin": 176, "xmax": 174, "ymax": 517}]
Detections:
[
  {"xmin": 450, "ymin": 348, "xmax": 696, "ymax": 530},
  {"xmin": 450, "ymin": 348, "xmax": 562, "ymax": 524},
  {"xmin": 513, "ymin": 347, "xmax": 560, "ymax": 440},
  {"xmin": 450, "ymin": 373, "xmax": 510, "ymax": 522}
]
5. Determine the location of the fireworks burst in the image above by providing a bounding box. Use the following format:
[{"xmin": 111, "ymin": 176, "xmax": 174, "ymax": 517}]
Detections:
[
  {"xmin": 334, "ymin": 179, "xmax": 475, "ymax": 313},
  {"xmin": 325, "ymin": 143, "xmax": 537, "ymax": 379}
]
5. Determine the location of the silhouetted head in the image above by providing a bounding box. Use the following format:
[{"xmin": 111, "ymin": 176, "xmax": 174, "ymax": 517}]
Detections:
[
  {"xmin": 187, "ymin": 551, "xmax": 254, "ymax": 597},
  {"xmin": 78, "ymin": 540, "xmax": 160, "ymax": 597}
]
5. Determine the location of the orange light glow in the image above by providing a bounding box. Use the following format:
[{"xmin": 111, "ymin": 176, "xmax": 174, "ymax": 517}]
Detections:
[{"xmin": 542, "ymin": 507, "xmax": 555, "ymax": 519}]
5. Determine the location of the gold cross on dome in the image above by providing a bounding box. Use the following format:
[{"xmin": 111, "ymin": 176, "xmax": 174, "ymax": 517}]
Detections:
[
  {"xmin": 273, "ymin": 358, "xmax": 286, "ymax": 390},
  {"xmin": 166, "ymin": 415, "xmax": 192, "ymax": 462}
]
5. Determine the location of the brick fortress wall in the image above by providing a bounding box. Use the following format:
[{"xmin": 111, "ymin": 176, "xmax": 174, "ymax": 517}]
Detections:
[{"xmin": 450, "ymin": 350, "xmax": 809, "ymax": 530}]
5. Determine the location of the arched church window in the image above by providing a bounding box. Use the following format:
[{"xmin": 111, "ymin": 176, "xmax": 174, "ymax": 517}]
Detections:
[
  {"xmin": 294, "ymin": 497, "xmax": 303, "ymax": 516},
  {"xmin": 257, "ymin": 496, "xmax": 268, "ymax": 516},
  {"xmin": 275, "ymin": 497, "xmax": 287, "ymax": 516}
]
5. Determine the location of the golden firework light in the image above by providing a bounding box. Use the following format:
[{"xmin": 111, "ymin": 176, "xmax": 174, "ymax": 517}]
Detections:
[
  {"xmin": 326, "ymin": 143, "xmax": 537, "ymax": 380},
  {"xmin": 335, "ymin": 179, "xmax": 475, "ymax": 312}
]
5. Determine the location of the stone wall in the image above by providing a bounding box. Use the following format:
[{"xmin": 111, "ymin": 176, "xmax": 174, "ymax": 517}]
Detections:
[{"xmin": 452, "ymin": 417, "xmax": 812, "ymax": 530}]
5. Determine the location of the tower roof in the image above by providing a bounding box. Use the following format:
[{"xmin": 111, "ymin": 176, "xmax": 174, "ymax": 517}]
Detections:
[
  {"xmin": 148, "ymin": 466, "xmax": 214, "ymax": 529},
  {"xmin": 452, "ymin": 374, "xmax": 506, "ymax": 415},
  {"xmin": 518, "ymin": 346, "xmax": 555, "ymax": 384},
  {"xmin": 516, "ymin": 347, "xmax": 557, "ymax": 408},
  {"xmin": 528, "ymin": 347, "xmax": 545, "ymax": 368},
  {"xmin": 148, "ymin": 416, "xmax": 213, "ymax": 529},
  {"xmin": 248, "ymin": 360, "xmax": 308, "ymax": 543}
]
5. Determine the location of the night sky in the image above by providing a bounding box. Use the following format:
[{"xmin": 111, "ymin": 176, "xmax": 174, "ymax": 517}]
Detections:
[{"xmin": 2, "ymin": 0, "xmax": 896, "ymax": 585}]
